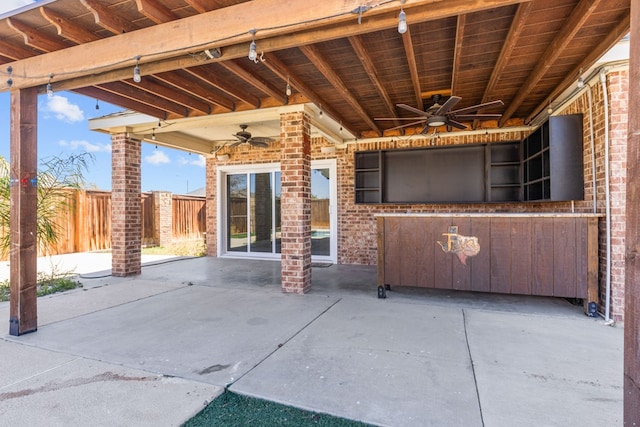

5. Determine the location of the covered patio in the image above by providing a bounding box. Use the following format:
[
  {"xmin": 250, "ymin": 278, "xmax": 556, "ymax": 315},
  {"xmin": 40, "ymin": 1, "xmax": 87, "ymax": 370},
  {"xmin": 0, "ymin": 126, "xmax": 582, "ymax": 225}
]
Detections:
[
  {"xmin": 0, "ymin": 256, "xmax": 623, "ymax": 426},
  {"xmin": 1, "ymin": 0, "xmax": 639, "ymax": 422}
]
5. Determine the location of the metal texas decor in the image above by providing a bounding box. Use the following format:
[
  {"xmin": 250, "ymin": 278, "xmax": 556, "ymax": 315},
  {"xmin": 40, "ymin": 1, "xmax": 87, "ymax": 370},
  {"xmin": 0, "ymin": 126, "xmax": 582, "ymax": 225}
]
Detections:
[{"xmin": 437, "ymin": 226, "xmax": 480, "ymax": 266}]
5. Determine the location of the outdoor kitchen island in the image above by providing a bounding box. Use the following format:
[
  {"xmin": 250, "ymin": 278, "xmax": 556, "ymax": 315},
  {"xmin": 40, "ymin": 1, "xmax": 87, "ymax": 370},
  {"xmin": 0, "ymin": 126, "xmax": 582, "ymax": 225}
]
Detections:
[{"xmin": 375, "ymin": 213, "xmax": 601, "ymax": 315}]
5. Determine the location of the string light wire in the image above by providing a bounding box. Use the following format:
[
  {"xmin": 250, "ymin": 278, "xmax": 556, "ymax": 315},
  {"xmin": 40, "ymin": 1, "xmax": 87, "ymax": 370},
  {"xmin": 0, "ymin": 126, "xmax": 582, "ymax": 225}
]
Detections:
[{"xmin": 0, "ymin": 0, "xmax": 397, "ymax": 87}]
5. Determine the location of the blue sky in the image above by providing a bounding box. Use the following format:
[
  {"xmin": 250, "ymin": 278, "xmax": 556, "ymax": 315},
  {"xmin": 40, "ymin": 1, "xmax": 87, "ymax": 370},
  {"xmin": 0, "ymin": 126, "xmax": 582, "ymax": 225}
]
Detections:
[{"xmin": 0, "ymin": 1, "xmax": 206, "ymax": 195}]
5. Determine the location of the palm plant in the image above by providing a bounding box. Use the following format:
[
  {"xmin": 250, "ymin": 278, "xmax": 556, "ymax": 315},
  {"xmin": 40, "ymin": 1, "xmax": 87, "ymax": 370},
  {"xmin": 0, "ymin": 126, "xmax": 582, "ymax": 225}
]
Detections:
[{"xmin": 0, "ymin": 153, "xmax": 93, "ymax": 257}]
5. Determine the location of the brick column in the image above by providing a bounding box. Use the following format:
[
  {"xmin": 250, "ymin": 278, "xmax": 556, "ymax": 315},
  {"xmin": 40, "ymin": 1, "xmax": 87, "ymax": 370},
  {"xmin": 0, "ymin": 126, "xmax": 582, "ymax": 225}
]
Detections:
[
  {"xmin": 111, "ymin": 133, "xmax": 141, "ymax": 276},
  {"xmin": 153, "ymin": 191, "xmax": 173, "ymax": 246},
  {"xmin": 205, "ymin": 156, "xmax": 217, "ymax": 256},
  {"xmin": 280, "ymin": 112, "xmax": 312, "ymax": 293}
]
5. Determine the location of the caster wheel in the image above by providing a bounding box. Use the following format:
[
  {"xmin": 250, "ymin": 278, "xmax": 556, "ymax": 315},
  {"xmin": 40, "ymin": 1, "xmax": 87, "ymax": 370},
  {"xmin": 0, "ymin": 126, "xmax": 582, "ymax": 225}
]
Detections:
[{"xmin": 377, "ymin": 285, "xmax": 387, "ymax": 299}]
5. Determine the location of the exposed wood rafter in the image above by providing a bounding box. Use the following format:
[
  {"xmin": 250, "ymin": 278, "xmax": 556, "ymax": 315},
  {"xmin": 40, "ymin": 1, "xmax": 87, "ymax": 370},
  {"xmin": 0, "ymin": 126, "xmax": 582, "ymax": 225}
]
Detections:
[
  {"xmin": 6, "ymin": 17, "xmax": 70, "ymax": 52},
  {"xmin": 135, "ymin": 0, "xmax": 176, "ymax": 24},
  {"xmin": 349, "ymin": 35, "xmax": 400, "ymax": 131},
  {"xmin": 401, "ymin": 28, "xmax": 423, "ymax": 111},
  {"xmin": 80, "ymin": 0, "xmax": 139, "ymax": 33},
  {"xmin": 451, "ymin": 14, "xmax": 466, "ymax": 96},
  {"xmin": 218, "ymin": 60, "xmax": 287, "ymax": 105},
  {"xmin": 185, "ymin": 66, "xmax": 260, "ymax": 108},
  {"xmin": 300, "ymin": 44, "xmax": 381, "ymax": 136},
  {"xmin": 526, "ymin": 11, "xmax": 631, "ymax": 124},
  {"xmin": 262, "ymin": 53, "xmax": 355, "ymax": 135},
  {"xmin": 153, "ymin": 70, "xmax": 236, "ymax": 112},
  {"xmin": 500, "ymin": 0, "xmax": 603, "ymax": 126},
  {"xmin": 40, "ymin": 7, "xmax": 100, "ymax": 44}
]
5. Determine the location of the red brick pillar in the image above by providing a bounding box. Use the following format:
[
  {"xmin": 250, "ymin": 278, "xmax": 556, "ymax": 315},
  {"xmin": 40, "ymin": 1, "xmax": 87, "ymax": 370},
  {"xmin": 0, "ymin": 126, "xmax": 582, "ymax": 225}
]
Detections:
[
  {"xmin": 205, "ymin": 156, "xmax": 217, "ymax": 256},
  {"xmin": 111, "ymin": 133, "xmax": 141, "ymax": 276},
  {"xmin": 280, "ymin": 112, "xmax": 312, "ymax": 294},
  {"xmin": 153, "ymin": 191, "xmax": 173, "ymax": 246}
]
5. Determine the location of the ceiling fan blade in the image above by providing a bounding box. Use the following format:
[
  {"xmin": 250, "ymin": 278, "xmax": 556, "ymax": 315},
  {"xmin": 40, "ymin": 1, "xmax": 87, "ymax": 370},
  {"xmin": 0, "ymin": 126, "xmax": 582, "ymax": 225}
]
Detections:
[
  {"xmin": 454, "ymin": 114, "xmax": 502, "ymax": 120},
  {"xmin": 434, "ymin": 96, "xmax": 461, "ymax": 115},
  {"xmin": 386, "ymin": 119, "xmax": 428, "ymax": 131},
  {"xmin": 450, "ymin": 100, "xmax": 504, "ymax": 115},
  {"xmin": 249, "ymin": 140, "xmax": 269, "ymax": 148},
  {"xmin": 397, "ymin": 103, "xmax": 429, "ymax": 117},
  {"xmin": 230, "ymin": 140, "xmax": 243, "ymax": 147},
  {"xmin": 375, "ymin": 117, "xmax": 427, "ymax": 121},
  {"xmin": 446, "ymin": 119, "xmax": 468, "ymax": 129},
  {"xmin": 249, "ymin": 136, "xmax": 274, "ymax": 145}
]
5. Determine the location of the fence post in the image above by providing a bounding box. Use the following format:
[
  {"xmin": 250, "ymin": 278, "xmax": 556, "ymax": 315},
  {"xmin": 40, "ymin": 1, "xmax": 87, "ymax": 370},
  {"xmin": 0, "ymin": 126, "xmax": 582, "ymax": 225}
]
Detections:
[{"xmin": 153, "ymin": 191, "xmax": 173, "ymax": 246}]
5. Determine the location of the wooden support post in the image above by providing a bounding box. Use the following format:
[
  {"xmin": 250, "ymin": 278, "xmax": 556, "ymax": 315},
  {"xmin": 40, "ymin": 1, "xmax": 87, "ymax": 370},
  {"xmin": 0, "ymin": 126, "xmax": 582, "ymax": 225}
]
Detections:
[
  {"xmin": 625, "ymin": 1, "xmax": 640, "ymax": 422},
  {"xmin": 9, "ymin": 87, "xmax": 38, "ymax": 336}
]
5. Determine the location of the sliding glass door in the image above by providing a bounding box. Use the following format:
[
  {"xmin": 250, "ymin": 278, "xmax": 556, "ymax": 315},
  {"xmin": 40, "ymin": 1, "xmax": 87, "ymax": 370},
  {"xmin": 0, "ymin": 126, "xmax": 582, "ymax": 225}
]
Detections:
[{"xmin": 221, "ymin": 161, "xmax": 335, "ymax": 261}]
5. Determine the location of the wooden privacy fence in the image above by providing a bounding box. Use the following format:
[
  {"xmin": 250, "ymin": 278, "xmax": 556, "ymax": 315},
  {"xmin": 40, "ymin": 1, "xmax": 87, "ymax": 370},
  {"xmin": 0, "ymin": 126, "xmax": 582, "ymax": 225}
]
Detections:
[{"xmin": 1, "ymin": 189, "xmax": 206, "ymax": 259}]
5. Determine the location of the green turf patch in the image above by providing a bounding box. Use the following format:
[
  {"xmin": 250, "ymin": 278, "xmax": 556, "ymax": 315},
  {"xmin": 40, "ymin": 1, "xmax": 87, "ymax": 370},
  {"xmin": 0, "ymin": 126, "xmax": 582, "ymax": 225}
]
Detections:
[{"xmin": 184, "ymin": 391, "xmax": 374, "ymax": 427}]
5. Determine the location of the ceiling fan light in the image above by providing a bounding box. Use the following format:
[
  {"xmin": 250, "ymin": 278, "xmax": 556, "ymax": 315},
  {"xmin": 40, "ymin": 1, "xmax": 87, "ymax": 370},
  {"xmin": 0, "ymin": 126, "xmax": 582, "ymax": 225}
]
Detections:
[
  {"xmin": 398, "ymin": 10, "xmax": 407, "ymax": 34},
  {"xmin": 428, "ymin": 117, "xmax": 446, "ymax": 127}
]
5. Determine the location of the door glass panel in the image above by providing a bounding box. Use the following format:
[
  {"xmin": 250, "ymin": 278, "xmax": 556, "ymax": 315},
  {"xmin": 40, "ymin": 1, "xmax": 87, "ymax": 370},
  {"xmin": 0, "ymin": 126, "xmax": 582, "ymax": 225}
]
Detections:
[
  {"xmin": 275, "ymin": 172, "xmax": 282, "ymax": 254},
  {"xmin": 227, "ymin": 174, "xmax": 247, "ymax": 252},
  {"xmin": 250, "ymin": 173, "xmax": 273, "ymax": 253},
  {"xmin": 311, "ymin": 168, "xmax": 330, "ymax": 256}
]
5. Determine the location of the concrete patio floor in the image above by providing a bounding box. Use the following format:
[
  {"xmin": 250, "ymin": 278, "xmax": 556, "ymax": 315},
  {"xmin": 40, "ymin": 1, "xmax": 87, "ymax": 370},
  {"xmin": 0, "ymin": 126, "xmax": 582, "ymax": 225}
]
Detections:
[{"xmin": 0, "ymin": 255, "xmax": 623, "ymax": 426}]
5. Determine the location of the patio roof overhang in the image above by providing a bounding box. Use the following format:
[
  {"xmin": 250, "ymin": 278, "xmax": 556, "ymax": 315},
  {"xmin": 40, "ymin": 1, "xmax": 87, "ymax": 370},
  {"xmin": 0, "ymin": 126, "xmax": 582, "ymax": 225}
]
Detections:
[{"xmin": 0, "ymin": 0, "xmax": 631, "ymax": 142}]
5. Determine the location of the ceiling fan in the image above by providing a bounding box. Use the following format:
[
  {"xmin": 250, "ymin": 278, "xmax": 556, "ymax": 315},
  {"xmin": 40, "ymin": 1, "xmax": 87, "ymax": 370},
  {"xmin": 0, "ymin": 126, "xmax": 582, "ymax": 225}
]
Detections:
[
  {"xmin": 229, "ymin": 124, "xmax": 274, "ymax": 148},
  {"xmin": 376, "ymin": 94, "xmax": 504, "ymax": 133}
]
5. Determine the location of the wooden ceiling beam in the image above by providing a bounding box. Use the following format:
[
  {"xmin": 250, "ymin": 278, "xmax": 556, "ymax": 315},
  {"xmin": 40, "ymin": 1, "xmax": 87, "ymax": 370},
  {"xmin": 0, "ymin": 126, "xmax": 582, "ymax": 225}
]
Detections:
[
  {"xmin": 74, "ymin": 86, "xmax": 171, "ymax": 119},
  {"xmin": 401, "ymin": 28, "xmax": 423, "ymax": 111},
  {"xmin": 80, "ymin": 0, "xmax": 139, "ymax": 34},
  {"xmin": 526, "ymin": 12, "xmax": 631, "ymax": 124},
  {"xmin": 475, "ymin": 1, "xmax": 532, "ymax": 129},
  {"xmin": 262, "ymin": 53, "xmax": 356, "ymax": 135},
  {"xmin": 481, "ymin": 1, "xmax": 532, "ymax": 103},
  {"xmin": 500, "ymin": 0, "xmax": 603, "ymax": 126},
  {"xmin": 153, "ymin": 70, "xmax": 236, "ymax": 112},
  {"xmin": 133, "ymin": 76, "xmax": 213, "ymax": 115},
  {"xmin": 451, "ymin": 14, "xmax": 466, "ymax": 96},
  {"xmin": 0, "ymin": 39, "xmax": 37, "ymax": 61},
  {"xmin": 40, "ymin": 6, "xmax": 100, "ymax": 44},
  {"xmin": 100, "ymin": 81, "xmax": 191, "ymax": 117},
  {"xmin": 300, "ymin": 44, "xmax": 382, "ymax": 136},
  {"xmin": 348, "ymin": 35, "xmax": 400, "ymax": 130},
  {"xmin": 3, "ymin": 0, "xmax": 528, "ymax": 90},
  {"xmin": 184, "ymin": 0, "xmax": 214, "ymax": 13},
  {"xmin": 6, "ymin": 17, "xmax": 70, "ymax": 52},
  {"xmin": 135, "ymin": 0, "xmax": 177, "ymax": 24},
  {"xmin": 218, "ymin": 60, "xmax": 287, "ymax": 105},
  {"xmin": 185, "ymin": 66, "xmax": 261, "ymax": 108}
]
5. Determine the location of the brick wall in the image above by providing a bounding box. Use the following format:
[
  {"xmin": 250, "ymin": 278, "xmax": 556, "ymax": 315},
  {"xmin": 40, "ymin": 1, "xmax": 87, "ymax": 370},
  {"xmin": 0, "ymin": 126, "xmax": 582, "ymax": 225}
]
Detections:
[
  {"xmin": 204, "ymin": 69, "xmax": 628, "ymax": 320},
  {"xmin": 111, "ymin": 133, "xmax": 141, "ymax": 276},
  {"xmin": 153, "ymin": 191, "xmax": 172, "ymax": 246}
]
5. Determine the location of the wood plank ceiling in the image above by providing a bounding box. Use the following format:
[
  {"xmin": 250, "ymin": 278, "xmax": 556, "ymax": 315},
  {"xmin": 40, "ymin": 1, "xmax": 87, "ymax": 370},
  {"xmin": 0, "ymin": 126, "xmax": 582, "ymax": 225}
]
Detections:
[{"xmin": 0, "ymin": 0, "xmax": 631, "ymax": 140}]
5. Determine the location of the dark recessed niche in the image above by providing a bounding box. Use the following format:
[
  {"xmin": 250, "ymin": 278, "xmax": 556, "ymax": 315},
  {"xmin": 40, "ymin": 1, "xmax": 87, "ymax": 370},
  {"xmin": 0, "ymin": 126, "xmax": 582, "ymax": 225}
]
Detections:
[{"xmin": 354, "ymin": 114, "xmax": 584, "ymax": 204}]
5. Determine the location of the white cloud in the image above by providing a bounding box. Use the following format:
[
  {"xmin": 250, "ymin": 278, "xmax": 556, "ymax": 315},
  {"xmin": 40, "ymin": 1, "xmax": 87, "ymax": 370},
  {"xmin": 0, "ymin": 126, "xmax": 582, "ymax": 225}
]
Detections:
[
  {"xmin": 145, "ymin": 150, "xmax": 170, "ymax": 165},
  {"xmin": 44, "ymin": 95, "xmax": 85, "ymax": 123},
  {"xmin": 59, "ymin": 139, "xmax": 111, "ymax": 153},
  {"xmin": 0, "ymin": 1, "xmax": 35, "ymax": 15},
  {"xmin": 177, "ymin": 155, "xmax": 206, "ymax": 168}
]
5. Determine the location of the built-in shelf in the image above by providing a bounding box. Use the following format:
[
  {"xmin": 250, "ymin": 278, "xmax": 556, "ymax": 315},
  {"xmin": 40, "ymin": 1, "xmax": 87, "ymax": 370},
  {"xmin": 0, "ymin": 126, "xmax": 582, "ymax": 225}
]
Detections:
[{"xmin": 354, "ymin": 114, "xmax": 583, "ymax": 204}]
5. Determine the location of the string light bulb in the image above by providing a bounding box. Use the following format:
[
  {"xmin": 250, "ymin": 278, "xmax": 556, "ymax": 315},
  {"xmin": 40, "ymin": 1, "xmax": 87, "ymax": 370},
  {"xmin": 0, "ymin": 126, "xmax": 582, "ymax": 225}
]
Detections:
[
  {"xmin": 248, "ymin": 29, "xmax": 257, "ymax": 62},
  {"xmin": 151, "ymin": 128, "xmax": 156, "ymax": 141},
  {"xmin": 398, "ymin": 0, "xmax": 407, "ymax": 34},
  {"xmin": 95, "ymin": 99, "xmax": 100, "ymax": 110},
  {"xmin": 46, "ymin": 73, "xmax": 54, "ymax": 98},
  {"xmin": 286, "ymin": 76, "xmax": 292, "ymax": 97},
  {"xmin": 133, "ymin": 56, "xmax": 141, "ymax": 83}
]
